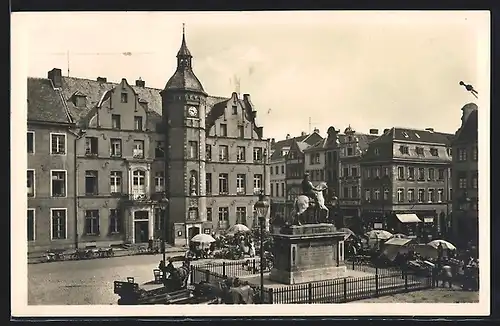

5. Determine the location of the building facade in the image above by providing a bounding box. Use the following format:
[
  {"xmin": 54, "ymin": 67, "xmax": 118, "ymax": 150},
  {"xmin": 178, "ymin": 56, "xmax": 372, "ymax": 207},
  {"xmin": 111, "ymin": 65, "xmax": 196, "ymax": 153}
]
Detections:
[
  {"xmin": 27, "ymin": 29, "xmax": 270, "ymax": 250},
  {"xmin": 360, "ymin": 127, "xmax": 453, "ymax": 239},
  {"xmin": 451, "ymin": 103, "xmax": 478, "ymax": 247},
  {"xmin": 337, "ymin": 126, "xmax": 378, "ymax": 232},
  {"xmin": 162, "ymin": 32, "xmax": 270, "ymax": 245},
  {"xmin": 27, "ymin": 76, "xmax": 77, "ymax": 253},
  {"xmin": 269, "ymin": 132, "xmax": 322, "ymax": 221}
]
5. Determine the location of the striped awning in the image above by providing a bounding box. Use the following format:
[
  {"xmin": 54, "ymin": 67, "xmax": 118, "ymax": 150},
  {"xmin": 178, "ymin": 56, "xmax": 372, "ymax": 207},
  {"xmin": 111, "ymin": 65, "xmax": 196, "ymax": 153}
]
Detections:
[{"xmin": 396, "ymin": 213, "xmax": 422, "ymax": 223}]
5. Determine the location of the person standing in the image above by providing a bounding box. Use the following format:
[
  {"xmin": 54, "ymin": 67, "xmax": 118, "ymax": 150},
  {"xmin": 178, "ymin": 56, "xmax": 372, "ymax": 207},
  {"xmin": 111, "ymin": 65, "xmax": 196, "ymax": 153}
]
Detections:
[{"xmin": 441, "ymin": 261, "xmax": 453, "ymax": 288}]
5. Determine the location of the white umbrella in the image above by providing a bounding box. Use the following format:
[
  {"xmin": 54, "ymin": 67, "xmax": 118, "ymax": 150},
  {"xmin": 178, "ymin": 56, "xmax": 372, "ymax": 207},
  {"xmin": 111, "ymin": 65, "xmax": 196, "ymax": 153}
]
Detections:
[
  {"xmin": 392, "ymin": 233, "xmax": 409, "ymax": 239},
  {"xmin": 365, "ymin": 230, "xmax": 393, "ymax": 240},
  {"xmin": 427, "ymin": 239, "xmax": 456, "ymax": 250},
  {"xmin": 190, "ymin": 234, "xmax": 216, "ymax": 243},
  {"xmin": 227, "ymin": 224, "xmax": 250, "ymax": 234}
]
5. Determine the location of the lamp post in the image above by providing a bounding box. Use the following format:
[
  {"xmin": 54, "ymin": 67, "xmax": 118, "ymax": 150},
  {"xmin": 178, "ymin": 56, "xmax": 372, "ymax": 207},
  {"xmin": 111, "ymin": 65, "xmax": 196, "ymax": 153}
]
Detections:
[
  {"xmin": 254, "ymin": 191, "xmax": 270, "ymax": 303},
  {"xmin": 159, "ymin": 195, "xmax": 169, "ymax": 282},
  {"xmin": 330, "ymin": 195, "xmax": 338, "ymax": 227}
]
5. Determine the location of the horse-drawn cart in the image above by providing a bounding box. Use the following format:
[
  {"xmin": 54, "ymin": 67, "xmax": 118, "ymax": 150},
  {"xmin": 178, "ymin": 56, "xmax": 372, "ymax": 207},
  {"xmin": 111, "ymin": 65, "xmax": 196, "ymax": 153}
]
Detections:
[{"xmin": 114, "ymin": 279, "xmax": 218, "ymax": 305}]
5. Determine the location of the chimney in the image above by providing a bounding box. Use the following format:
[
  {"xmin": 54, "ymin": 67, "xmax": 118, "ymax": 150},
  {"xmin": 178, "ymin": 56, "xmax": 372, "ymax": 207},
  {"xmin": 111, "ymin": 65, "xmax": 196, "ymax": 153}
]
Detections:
[
  {"xmin": 369, "ymin": 129, "xmax": 379, "ymax": 135},
  {"xmin": 271, "ymin": 138, "xmax": 276, "ymax": 145},
  {"xmin": 383, "ymin": 128, "xmax": 390, "ymax": 134},
  {"xmin": 48, "ymin": 68, "xmax": 62, "ymax": 88},
  {"xmin": 97, "ymin": 77, "xmax": 107, "ymax": 83},
  {"xmin": 425, "ymin": 128, "xmax": 434, "ymax": 132},
  {"xmin": 286, "ymin": 134, "xmax": 291, "ymax": 140},
  {"xmin": 135, "ymin": 78, "xmax": 145, "ymax": 87},
  {"xmin": 313, "ymin": 128, "xmax": 320, "ymax": 134},
  {"xmin": 301, "ymin": 131, "xmax": 307, "ymax": 136}
]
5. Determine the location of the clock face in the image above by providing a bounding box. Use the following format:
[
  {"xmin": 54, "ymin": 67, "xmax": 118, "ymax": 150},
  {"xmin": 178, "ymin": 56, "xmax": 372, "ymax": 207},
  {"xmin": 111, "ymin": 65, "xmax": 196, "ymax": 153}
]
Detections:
[{"xmin": 188, "ymin": 106, "xmax": 198, "ymax": 117}]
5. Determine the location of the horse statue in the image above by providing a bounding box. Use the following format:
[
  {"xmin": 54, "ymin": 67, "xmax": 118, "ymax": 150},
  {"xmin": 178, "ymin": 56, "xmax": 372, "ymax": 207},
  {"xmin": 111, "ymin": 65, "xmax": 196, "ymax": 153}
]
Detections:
[{"xmin": 290, "ymin": 181, "xmax": 329, "ymax": 225}]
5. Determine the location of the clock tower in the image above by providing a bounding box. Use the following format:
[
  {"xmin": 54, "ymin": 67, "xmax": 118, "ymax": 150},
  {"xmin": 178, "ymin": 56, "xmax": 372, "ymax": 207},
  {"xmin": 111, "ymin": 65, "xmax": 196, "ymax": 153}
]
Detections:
[{"xmin": 160, "ymin": 25, "xmax": 209, "ymax": 245}]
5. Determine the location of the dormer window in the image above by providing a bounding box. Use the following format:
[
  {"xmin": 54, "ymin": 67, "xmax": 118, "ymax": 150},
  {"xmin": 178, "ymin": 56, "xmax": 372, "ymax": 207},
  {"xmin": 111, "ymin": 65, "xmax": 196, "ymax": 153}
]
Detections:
[
  {"xmin": 374, "ymin": 148, "xmax": 380, "ymax": 156},
  {"xmin": 414, "ymin": 133, "xmax": 420, "ymax": 139},
  {"xmin": 72, "ymin": 91, "xmax": 87, "ymax": 107},
  {"xmin": 402, "ymin": 131, "xmax": 409, "ymax": 138},
  {"xmin": 76, "ymin": 96, "xmax": 86, "ymax": 107}
]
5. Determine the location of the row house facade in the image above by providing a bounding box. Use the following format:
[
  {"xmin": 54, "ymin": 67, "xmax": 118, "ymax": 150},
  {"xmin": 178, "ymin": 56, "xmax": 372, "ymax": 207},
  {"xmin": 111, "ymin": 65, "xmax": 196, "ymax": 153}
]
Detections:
[
  {"xmin": 303, "ymin": 127, "xmax": 342, "ymax": 223},
  {"xmin": 269, "ymin": 131, "xmax": 322, "ymax": 222},
  {"xmin": 27, "ymin": 29, "xmax": 270, "ymax": 250},
  {"xmin": 360, "ymin": 127, "xmax": 453, "ymax": 239},
  {"xmin": 451, "ymin": 103, "xmax": 478, "ymax": 247},
  {"xmin": 337, "ymin": 126, "xmax": 378, "ymax": 232},
  {"xmin": 27, "ymin": 76, "xmax": 77, "ymax": 253}
]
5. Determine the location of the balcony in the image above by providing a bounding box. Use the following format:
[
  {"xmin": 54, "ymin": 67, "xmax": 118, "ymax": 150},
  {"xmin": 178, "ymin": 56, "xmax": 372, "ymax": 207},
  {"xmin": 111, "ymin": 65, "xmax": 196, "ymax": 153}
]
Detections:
[
  {"xmin": 133, "ymin": 150, "xmax": 144, "ymax": 159},
  {"xmin": 120, "ymin": 193, "xmax": 161, "ymax": 206}
]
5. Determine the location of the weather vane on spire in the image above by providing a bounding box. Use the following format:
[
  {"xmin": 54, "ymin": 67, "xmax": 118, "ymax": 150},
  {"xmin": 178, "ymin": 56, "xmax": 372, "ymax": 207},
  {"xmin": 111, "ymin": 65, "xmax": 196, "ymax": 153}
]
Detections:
[
  {"xmin": 182, "ymin": 23, "xmax": 185, "ymax": 35},
  {"xmin": 459, "ymin": 80, "xmax": 478, "ymax": 99}
]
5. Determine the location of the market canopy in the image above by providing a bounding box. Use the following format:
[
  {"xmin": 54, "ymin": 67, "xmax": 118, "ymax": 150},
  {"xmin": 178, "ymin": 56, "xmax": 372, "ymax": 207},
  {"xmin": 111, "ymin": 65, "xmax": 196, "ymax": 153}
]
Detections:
[
  {"xmin": 384, "ymin": 238, "xmax": 414, "ymax": 246},
  {"xmin": 190, "ymin": 234, "xmax": 216, "ymax": 243},
  {"xmin": 227, "ymin": 224, "xmax": 251, "ymax": 234},
  {"xmin": 396, "ymin": 213, "xmax": 422, "ymax": 223}
]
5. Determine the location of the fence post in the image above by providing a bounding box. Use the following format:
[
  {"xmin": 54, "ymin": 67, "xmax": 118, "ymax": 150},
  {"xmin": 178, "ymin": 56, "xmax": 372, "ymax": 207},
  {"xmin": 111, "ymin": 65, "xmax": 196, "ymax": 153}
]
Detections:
[
  {"xmin": 268, "ymin": 288, "xmax": 273, "ymax": 304},
  {"xmin": 375, "ymin": 266, "xmax": 378, "ymax": 275},
  {"xmin": 404, "ymin": 271, "xmax": 408, "ymax": 290},
  {"xmin": 352, "ymin": 259, "xmax": 355, "ymax": 270},
  {"xmin": 253, "ymin": 259, "xmax": 256, "ymax": 273},
  {"xmin": 343, "ymin": 278, "xmax": 347, "ymax": 302},
  {"xmin": 205, "ymin": 269, "xmax": 210, "ymax": 282},
  {"xmin": 375, "ymin": 274, "xmax": 379, "ymax": 297},
  {"xmin": 190, "ymin": 267, "xmax": 195, "ymax": 285},
  {"xmin": 222, "ymin": 261, "xmax": 226, "ymax": 276},
  {"xmin": 308, "ymin": 283, "xmax": 313, "ymax": 304}
]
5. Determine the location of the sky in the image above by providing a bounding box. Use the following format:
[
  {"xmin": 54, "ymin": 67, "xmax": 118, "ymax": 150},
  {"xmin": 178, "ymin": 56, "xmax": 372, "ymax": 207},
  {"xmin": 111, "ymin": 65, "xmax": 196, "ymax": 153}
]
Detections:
[{"xmin": 17, "ymin": 11, "xmax": 489, "ymax": 140}]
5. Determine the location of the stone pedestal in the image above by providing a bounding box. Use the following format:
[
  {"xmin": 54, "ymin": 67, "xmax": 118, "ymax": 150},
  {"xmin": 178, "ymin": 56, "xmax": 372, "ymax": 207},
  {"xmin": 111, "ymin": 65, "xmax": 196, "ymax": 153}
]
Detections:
[{"xmin": 269, "ymin": 223, "xmax": 346, "ymax": 284}]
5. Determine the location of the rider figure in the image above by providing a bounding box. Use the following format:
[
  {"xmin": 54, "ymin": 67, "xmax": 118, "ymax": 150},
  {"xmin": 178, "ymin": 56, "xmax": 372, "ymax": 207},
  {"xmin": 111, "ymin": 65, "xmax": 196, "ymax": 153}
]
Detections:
[{"xmin": 301, "ymin": 172, "xmax": 320, "ymax": 208}]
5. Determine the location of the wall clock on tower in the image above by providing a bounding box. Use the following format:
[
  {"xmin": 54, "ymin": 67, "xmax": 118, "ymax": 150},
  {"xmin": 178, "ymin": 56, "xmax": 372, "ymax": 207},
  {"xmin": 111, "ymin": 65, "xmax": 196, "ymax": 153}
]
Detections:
[{"xmin": 188, "ymin": 106, "xmax": 198, "ymax": 117}]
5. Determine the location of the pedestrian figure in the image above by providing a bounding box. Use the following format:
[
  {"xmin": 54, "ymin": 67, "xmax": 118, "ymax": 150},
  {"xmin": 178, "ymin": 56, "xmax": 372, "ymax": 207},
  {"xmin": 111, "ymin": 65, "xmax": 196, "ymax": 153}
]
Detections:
[{"xmin": 441, "ymin": 262, "xmax": 453, "ymax": 288}]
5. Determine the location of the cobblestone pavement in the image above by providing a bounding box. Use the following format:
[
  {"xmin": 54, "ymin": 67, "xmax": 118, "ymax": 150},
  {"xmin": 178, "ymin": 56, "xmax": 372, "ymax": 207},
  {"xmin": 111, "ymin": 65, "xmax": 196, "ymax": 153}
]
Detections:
[
  {"xmin": 358, "ymin": 286, "xmax": 479, "ymax": 303},
  {"xmin": 28, "ymin": 253, "xmax": 241, "ymax": 305}
]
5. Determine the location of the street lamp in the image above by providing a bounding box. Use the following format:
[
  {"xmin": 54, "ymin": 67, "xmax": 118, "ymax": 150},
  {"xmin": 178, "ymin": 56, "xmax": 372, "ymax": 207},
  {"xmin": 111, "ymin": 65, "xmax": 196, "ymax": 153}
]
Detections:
[
  {"xmin": 254, "ymin": 191, "xmax": 270, "ymax": 303},
  {"xmin": 329, "ymin": 194, "xmax": 338, "ymax": 226},
  {"xmin": 159, "ymin": 195, "xmax": 169, "ymax": 282}
]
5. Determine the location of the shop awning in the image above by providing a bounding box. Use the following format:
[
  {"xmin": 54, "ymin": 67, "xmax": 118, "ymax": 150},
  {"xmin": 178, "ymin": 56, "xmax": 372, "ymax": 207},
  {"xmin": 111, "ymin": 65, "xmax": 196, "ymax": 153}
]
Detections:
[{"xmin": 396, "ymin": 214, "xmax": 422, "ymax": 223}]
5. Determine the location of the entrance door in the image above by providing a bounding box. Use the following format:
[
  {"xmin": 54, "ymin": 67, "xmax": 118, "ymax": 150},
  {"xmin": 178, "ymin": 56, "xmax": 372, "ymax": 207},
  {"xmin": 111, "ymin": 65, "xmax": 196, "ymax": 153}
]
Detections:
[
  {"xmin": 188, "ymin": 226, "xmax": 200, "ymax": 242},
  {"xmin": 135, "ymin": 221, "xmax": 149, "ymax": 243}
]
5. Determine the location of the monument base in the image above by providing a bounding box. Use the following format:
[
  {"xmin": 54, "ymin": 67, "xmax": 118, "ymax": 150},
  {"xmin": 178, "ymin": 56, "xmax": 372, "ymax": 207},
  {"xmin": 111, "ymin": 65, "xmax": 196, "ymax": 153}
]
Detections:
[
  {"xmin": 270, "ymin": 266, "xmax": 347, "ymax": 284},
  {"xmin": 269, "ymin": 223, "xmax": 346, "ymax": 285}
]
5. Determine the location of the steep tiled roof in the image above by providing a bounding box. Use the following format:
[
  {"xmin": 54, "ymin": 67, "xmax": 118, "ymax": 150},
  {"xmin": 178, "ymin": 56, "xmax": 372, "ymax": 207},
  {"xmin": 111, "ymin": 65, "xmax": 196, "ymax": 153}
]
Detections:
[
  {"xmin": 305, "ymin": 132, "xmax": 378, "ymax": 152},
  {"xmin": 54, "ymin": 76, "xmax": 226, "ymax": 129},
  {"xmin": 270, "ymin": 132, "xmax": 323, "ymax": 161},
  {"xmin": 454, "ymin": 109, "xmax": 478, "ymax": 143},
  {"xmin": 27, "ymin": 77, "xmax": 72, "ymax": 124},
  {"xmin": 373, "ymin": 127, "xmax": 453, "ymax": 145},
  {"xmin": 164, "ymin": 68, "xmax": 205, "ymax": 93}
]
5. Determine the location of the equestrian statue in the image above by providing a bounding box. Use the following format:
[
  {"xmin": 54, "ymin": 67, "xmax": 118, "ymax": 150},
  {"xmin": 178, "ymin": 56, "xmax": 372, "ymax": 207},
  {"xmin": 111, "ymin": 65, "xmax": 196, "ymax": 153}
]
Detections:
[{"xmin": 290, "ymin": 172, "xmax": 329, "ymax": 225}]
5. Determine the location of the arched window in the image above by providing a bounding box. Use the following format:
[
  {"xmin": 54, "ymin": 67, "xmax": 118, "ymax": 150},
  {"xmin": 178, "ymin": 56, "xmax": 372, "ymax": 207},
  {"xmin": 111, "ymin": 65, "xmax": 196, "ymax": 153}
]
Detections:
[{"xmin": 132, "ymin": 170, "xmax": 146, "ymax": 196}]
